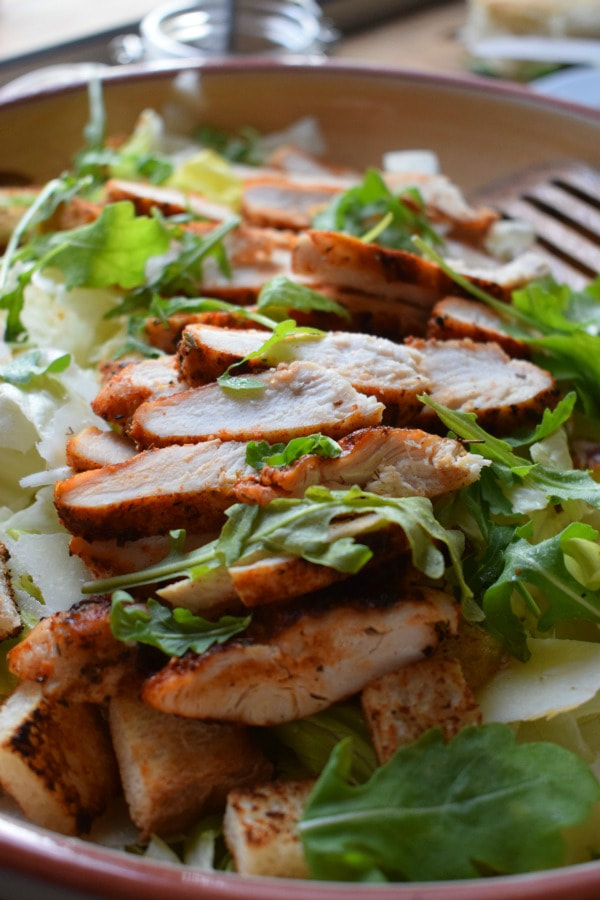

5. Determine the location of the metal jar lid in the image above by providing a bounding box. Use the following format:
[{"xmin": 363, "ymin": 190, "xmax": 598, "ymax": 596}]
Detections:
[{"xmin": 139, "ymin": 0, "xmax": 338, "ymax": 59}]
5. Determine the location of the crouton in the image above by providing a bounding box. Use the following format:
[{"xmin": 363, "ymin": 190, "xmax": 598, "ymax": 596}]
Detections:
[
  {"xmin": 0, "ymin": 682, "xmax": 118, "ymax": 834},
  {"xmin": 109, "ymin": 687, "xmax": 273, "ymax": 840},
  {"xmin": 224, "ymin": 779, "xmax": 313, "ymax": 878},
  {"xmin": 362, "ymin": 656, "xmax": 481, "ymax": 764}
]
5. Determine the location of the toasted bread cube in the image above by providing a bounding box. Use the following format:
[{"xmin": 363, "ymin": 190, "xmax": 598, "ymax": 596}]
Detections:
[
  {"xmin": 109, "ymin": 689, "xmax": 272, "ymax": 839},
  {"xmin": 0, "ymin": 682, "xmax": 118, "ymax": 834},
  {"xmin": 0, "ymin": 543, "xmax": 22, "ymax": 641},
  {"xmin": 224, "ymin": 780, "xmax": 313, "ymax": 878},
  {"xmin": 362, "ymin": 656, "xmax": 482, "ymax": 763}
]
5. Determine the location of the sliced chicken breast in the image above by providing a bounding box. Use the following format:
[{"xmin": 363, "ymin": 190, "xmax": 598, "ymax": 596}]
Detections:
[
  {"xmin": 427, "ymin": 296, "xmax": 527, "ymax": 357},
  {"xmin": 54, "ymin": 440, "xmax": 253, "ymax": 540},
  {"xmin": 0, "ymin": 543, "xmax": 21, "ymax": 641},
  {"xmin": 129, "ymin": 361, "xmax": 384, "ymax": 449},
  {"xmin": 91, "ymin": 356, "xmax": 186, "ymax": 428},
  {"xmin": 145, "ymin": 308, "xmax": 269, "ymax": 355},
  {"xmin": 235, "ymin": 427, "xmax": 489, "ymax": 505},
  {"xmin": 177, "ymin": 323, "xmax": 429, "ymax": 416},
  {"xmin": 7, "ymin": 598, "xmax": 137, "ymax": 703},
  {"xmin": 65, "ymin": 426, "xmax": 138, "ymax": 471},
  {"xmin": 408, "ymin": 338, "xmax": 558, "ymax": 433},
  {"xmin": 142, "ymin": 580, "xmax": 458, "ymax": 725},
  {"xmin": 104, "ymin": 178, "xmax": 233, "ymax": 222},
  {"xmin": 242, "ymin": 178, "xmax": 340, "ymax": 230}
]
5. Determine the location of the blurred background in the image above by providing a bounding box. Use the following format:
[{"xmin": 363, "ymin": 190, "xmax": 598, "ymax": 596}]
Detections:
[{"xmin": 0, "ymin": 0, "xmax": 598, "ymax": 105}]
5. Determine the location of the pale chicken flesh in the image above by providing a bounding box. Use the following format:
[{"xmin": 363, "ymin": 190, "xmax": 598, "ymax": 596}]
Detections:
[
  {"xmin": 129, "ymin": 360, "xmax": 384, "ymax": 449},
  {"xmin": 143, "ymin": 579, "xmax": 458, "ymax": 725}
]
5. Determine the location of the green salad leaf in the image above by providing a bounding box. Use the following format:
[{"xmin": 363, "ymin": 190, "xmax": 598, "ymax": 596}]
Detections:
[
  {"xmin": 0, "ymin": 349, "xmax": 70, "ymax": 387},
  {"xmin": 483, "ymin": 522, "xmax": 600, "ymax": 659},
  {"xmin": 245, "ymin": 434, "xmax": 342, "ymax": 470},
  {"xmin": 217, "ymin": 318, "xmax": 324, "ymax": 391},
  {"xmin": 36, "ymin": 201, "xmax": 170, "ymax": 289},
  {"xmin": 313, "ymin": 169, "xmax": 442, "ymax": 252},
  {"xmin": 256, "ymin": 274, "xmax": 350, "ymax": 322},
  {"xmin": 109, "ymin": 591, "xmax": 250, "ymax": 657},
  {"xmin": 300, "ymin": 725, "xmax": 600, "ymax": 882}
]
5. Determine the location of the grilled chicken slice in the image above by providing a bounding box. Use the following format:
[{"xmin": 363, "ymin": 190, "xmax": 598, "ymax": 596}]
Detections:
[
  {"xmin": 292, "ymin": 231, "xmax": 546, "ymax": 312},
  {"xmin": 7, "ymin": 598, "xmax": 139, "ymax": 703},
  {"xmin": 156, "ymin": 523, "xmax": 407, "ymax": 613},
  {"xmin": 361, "ymin": 656, "xmax": 481, "ymax": 764},
  {"xmin": 242, "ymin": 178, "xmax": 340, "ymax": 230},
  {"xmin": 235, "ymin": 427, "xmax": 489, "ymax": 506},
  {"xmin": 54, "ymin": 440, "xmax": 252, "ymax": 540},
  {"xmin": 142, "ymin": 579, "xmax": 458, "ymax": 725},
  {"xmin": 130, "ymin": 361, "xmax": 384, "ymax": 449},
  {"xmin": 65, "ymin": 426, "xmax": 138, "ymax": 471},
  {"xmin": 145, "ymin": 308, "xmax": 269, "ymax": 355},
  {"xmin": 408, "ymin": 338, "xmax": 558, "ymax": 433},
  {"xmin": 383, "ymin": 171, "xmax": 498, "ymax": 244},
  {"xmin": 177, "ymin": 323, "xmax": 429, "ymax": 417},
  {"xmin": 91, "ymin": 356, "xmax": 186, "ymax": 428},
  {"xmin": 427, "ymin": 296, "xmax": 527, "ymax": 357},
  {"xmin": 104, "ymin": 178, "xmax": 233, "ymax": 222}
]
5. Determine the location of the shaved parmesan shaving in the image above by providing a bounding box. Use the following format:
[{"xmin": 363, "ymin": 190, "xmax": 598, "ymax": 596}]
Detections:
[{"xmin": 477, "ymin": 638, "xmax": 600, "ymax": 723}]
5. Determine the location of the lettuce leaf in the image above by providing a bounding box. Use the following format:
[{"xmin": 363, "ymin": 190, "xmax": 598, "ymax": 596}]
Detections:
[{"xmin": 299, "ymin": 725, "xmax": 600, "ymax": 881}]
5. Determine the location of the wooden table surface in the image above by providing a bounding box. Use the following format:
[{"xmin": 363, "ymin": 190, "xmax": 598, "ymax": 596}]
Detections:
[{"xmin": 0, "ymin": 1, "xmax": 469, "ymax": 76}]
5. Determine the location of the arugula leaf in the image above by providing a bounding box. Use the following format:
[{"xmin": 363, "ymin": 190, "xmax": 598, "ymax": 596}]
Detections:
[
  {"xmin": 85, "ymin": 488, "xmax": 470, "ymax": 612},
  {"xmin": 505, "ymin": 392, "xmax": 576, "ymax": 447},
  {"xmin": 217, "ymin": 318, "xmax": 324, "ymax": 391},
  {"xmin": 246, "ymin": 434, "xmax": 342, "ymax": 470},
  {"xmin": 148, "ymin": 294, "xmax": 276, "ymax": 330},
  {"xmin": 313, "ymin": 170, "xmax": 442, "ymax": 252},
  {"xmin": 38, "ymin": 202, "xmax": 170, "ymax": 290},
  {"xmin": 300, "ymin": 725, "xmax": 600, "ymax": 882},
  {"xmin": 256, "ymin": 275, "xmax": 350, "ymax": 322},
  {"xmin": 0, "ymin": 350, "xmax": 70, "ymax": 387},
  {"xmin": 483, "ymin": 522, "xmax": 600, "ymax": 659},
  {"xmin": 421, "ymin": 396, "xmax": 600, "ymax": 511},
  {"xmin": 109, "ymin": 591, "xmax": 250, "ymax": 656}
]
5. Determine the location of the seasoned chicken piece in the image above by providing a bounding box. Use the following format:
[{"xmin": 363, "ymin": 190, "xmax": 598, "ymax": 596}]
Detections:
[
  {"xmin": 104, "ymin": 178, "xmax": 232, "ymax": 222},
  {"xmin": 0, "ymin": 543, "xmax": 22, "ymax": 641},
  {"xmin": 572, "ymin": 440, "xmax": 600, "ymax": 472},
  {"xmin": 242, "ymin": 178, "xmax": 340, "ymax": 229},
  {"xmin": 235, "ymin": 427, "xmax": 490, "ymax": 506},
  {"xmin": 130, "ymin": 361, "xmax": 384, "ymax": 450},
  {"xmin": 0, "ymin": 682, "xmax": 118, "ymax": 835},
  {"xmin": 427, "ymin": 296, "xmax": 527, "ymax": 357},
  {"xmin": 224, "ymin": 779, "xmax": 313, "ymax": 878},
  {"xmin": 7, "ymin": 598, "xmax": 138, "ymax": 702},
  {"xmin": 145, "ymin": 308, "xmax": 269, "ymax": 355},
  {"xmin": 408, "ymin": 338, "xmax": 558, "ymax": 433},
  {"xmin": 361, "ymin": 656, "xmax": 482, "ymax": 764},
  {"xmin": 54, "ymin": 440, "xmax": 252, "ymax": 540},
  {"xmin": 177, "ymin": 324, "xmax": 429, "ymax": 418},
  {"xmin": 143, "ymin": 582, "xmax": 457, "ymax": 725},
  {"xmin": 65, "ymin": 426, "xmax": 137, "ymax": 471},
  {"xmin": 91, "ymin": 356, "xmax": 186, "ymax": 428},
  {"xmin": 109, "ymin": 685, "xmax": 272, "ymax": 840},
  {"xmin": 293, "ymin": 232, "xmax": 547, "ymax": 311},
  {"xmin": 383, "ymin": 171, "xmax": 498, "ymax": 243}
]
